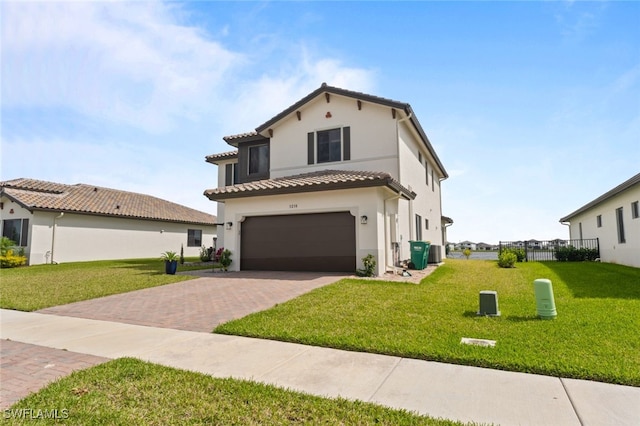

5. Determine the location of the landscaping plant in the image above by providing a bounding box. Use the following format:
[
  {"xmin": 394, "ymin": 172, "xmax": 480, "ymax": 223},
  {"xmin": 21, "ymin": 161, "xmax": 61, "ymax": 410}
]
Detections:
[{"xmin": 497, "ymin": 250, "xmax": 517, "ymax": 268}]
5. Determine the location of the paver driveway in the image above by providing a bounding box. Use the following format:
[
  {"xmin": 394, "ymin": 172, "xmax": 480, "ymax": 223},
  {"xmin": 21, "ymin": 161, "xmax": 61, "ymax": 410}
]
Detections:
[{"xmin": 37, "ymin": 271, "xmax": 345, "ymax": 332}]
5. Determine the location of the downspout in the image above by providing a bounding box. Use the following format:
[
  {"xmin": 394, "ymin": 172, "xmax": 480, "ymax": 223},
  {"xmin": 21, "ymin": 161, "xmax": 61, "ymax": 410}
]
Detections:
[
  {"xmin": 384, "ymin": 194, "xmax": 401, "ymax": 273},
  {"xmin": 394, "ymin": 111, "xmax": 414, "ymax": 258},
  {"xmin": 51, "ymin": 212, "xmax": 64, "ymax": 264}
]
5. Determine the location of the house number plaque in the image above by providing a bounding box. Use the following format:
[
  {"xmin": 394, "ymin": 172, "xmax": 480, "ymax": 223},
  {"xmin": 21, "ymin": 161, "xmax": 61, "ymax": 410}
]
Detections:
[{"xmin": 289, "ymin": 204, "xmax": 298, "ymax": 209}]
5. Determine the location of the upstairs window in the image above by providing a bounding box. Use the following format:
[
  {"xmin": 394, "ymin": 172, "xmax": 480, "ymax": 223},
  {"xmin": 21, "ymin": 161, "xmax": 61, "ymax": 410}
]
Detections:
[
  {"xmin": 308, "ymin": 127, "xmax": 350, "ymax": 164},
  {"xmin": 596, "ymin": 215, "xmax": 602, "ymax": 228},
  {"xmin": 632, "ymin": 201, "xmax": 639, "ymax": 219},
  {"xmin": 225, "ymin": 163, "xmax": 238, "ymax": 186},
  {"xmin": 248, "ymin": 144, "xmax": 269, "ymax": 175}
]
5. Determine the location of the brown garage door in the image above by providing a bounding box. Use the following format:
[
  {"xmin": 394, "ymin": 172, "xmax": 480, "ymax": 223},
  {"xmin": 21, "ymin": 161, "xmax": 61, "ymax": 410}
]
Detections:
[{"xmin": 241, "ymin": 212, "xmax": 356, "ymax": 272}]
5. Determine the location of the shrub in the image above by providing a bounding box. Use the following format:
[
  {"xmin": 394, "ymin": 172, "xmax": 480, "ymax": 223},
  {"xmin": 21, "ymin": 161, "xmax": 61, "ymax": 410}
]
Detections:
[
  {"xmin": 500, "ymin": 247, "xmax": 525, "ymax": 262},
  {"xmin": 356, "ymin": 254, "xmax": 377, "ymax": 277},
  {"xmin": 555, "ymin": 246, "xmax": 599, "ymax": 262},
  {"xmin": 497, "ymin": 251, "xmax": 517, "ymax": 268},
  {"xmin": 220, "ymin": 249, "xmax": 232, "ymax": 271},
  {"xmin": 462, "ymin": 248, "xmax": 471, "ymax": 259},
  {"xmin": 199, "ymin": 245, "xmax": 210, "ymax": 262},
  {"xmin": 0, "ymin": 249, "xmax": 27, "ymax": 268}
]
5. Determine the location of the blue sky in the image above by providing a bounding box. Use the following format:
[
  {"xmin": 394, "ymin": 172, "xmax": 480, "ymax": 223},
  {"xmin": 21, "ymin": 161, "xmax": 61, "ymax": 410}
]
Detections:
[{"xmin": 2, "ymin": 1, "xmax": 638, "ymax": 244}]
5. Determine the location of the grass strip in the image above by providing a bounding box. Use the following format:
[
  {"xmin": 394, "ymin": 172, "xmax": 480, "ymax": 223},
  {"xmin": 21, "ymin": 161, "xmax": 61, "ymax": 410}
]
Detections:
[
  {"xmin": 4, "ymin": 358, "xmax": 467, "ymax": 425},
  {"xmin": 0, "ymin": 258, "xmax": 211, "ymax": 311}
]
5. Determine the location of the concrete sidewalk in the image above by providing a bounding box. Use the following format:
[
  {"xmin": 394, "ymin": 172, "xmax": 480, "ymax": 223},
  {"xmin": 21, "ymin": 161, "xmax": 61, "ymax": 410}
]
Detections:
[{"xmin": 1, "ymin": 309, "xmax": 638, "ymax": 425}]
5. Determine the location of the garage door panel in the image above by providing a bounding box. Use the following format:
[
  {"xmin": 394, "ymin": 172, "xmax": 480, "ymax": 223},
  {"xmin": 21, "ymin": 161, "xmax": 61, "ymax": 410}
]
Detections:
[{"xmin": 241, "ymin": 212, "xmax": 356, "ymax": 272}]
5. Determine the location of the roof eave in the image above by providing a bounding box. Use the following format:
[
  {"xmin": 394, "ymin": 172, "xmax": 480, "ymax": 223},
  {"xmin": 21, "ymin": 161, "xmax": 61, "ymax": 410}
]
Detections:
[
  {"xmin": 204, "ymin": 178, "xmax": 415, "ymax": 202},
  {"xmin": 559, "ymin": 172, "xmax": 640, "ymax": 222}
]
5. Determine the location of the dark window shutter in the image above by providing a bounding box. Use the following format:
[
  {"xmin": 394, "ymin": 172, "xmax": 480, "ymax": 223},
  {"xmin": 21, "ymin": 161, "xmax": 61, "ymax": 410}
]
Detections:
[
  {"xmin": 307, "ymin": 132, "xmax": 315, "ymax": 164},
  {"xmin": 225, "ymin": 164, "xmax": 233, "ymax": 186},
  {"xmin": 343, "ymin": 127, "xmax": 350, "ymax": 161}
]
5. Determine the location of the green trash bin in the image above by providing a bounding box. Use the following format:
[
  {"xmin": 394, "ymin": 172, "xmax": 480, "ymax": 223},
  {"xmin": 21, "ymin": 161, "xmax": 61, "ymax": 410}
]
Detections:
[{"xmin": 409, "ymin": 241, "xmax": 431, "ymax": 270}]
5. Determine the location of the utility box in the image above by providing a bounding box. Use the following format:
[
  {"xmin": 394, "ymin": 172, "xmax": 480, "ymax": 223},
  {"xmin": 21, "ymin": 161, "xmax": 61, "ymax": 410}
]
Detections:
[
  {"xmin": 534, "ymin": 279, "xmax": 557, "ymax": 319},
  {"xmin": 408, "ymin": 241, "xmax": 430, "ymax": 270},
  {"xmin": 478, "ymin": 291, "xmax": 500, "ymax": 316}
]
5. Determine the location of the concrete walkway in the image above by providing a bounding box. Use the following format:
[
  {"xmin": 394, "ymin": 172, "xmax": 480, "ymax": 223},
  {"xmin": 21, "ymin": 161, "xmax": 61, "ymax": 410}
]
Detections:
[{"xmin": 2, "ymin": 309, "xmax": 638, "ymax": 425}]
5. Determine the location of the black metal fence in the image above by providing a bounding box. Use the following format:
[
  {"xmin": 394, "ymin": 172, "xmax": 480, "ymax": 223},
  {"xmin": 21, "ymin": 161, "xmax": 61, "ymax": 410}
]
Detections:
[{"xmin": 499, "ymin": 238, "xmax": 600, "ymax": 262}]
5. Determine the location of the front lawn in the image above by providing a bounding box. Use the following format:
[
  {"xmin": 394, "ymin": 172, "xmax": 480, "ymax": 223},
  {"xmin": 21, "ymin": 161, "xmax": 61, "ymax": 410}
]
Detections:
[
  {"xmin": 4, "ymin": 358, "xmax": 464, "ymax": 426},
  {"xmin": 0, "ymin": 258, "xmax": 212, "ymax": 311},
  {"xmin": 215, "ymin": 259, "xmax": 640, "ymax": 386}
]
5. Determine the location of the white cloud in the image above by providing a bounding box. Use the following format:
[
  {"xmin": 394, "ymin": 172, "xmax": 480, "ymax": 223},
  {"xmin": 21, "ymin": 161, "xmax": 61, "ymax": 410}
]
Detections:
[{"xmin": 2, "ymin": 1, "xmax": 242, "ymax": 133}]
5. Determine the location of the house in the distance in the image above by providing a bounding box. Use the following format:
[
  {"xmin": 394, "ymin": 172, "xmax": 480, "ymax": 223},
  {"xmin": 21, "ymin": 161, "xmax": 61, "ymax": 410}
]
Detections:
[
  {"xmin": 1, "ymin": 178, "xmax": 218, "ymax": 265},
  {"xmin": 560, "ymin": 172, "xmax": 640, "ymax": 268},
  {"xmin": 204, "ymin": 83, "xmax": 449, "ymax": 275}
]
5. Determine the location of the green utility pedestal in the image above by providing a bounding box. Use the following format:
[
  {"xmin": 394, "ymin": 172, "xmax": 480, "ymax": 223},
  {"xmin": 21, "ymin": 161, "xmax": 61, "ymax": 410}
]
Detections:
[{"xmin": 534, "ymin": 278, "xmax": 557, "ymax": 319}]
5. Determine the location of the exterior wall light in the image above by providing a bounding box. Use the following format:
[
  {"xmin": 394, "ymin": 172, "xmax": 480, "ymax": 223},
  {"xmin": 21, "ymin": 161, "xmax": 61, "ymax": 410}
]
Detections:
[
  {"xmin": 226, "ymin": 222, "xmax": 233, "ymax": 230},
  {"xmin": 360, "ymin": 215, "xmax": 368, "ymax": 224}
]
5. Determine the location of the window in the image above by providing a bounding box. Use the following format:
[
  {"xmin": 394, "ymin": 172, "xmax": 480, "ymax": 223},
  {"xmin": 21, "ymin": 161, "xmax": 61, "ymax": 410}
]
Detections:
[
  {"xmin": 596, "ymin": 215, "xmax": 602, "ymax": 228},
  {"xmin": 632, "ymin": 201, "xmax": 639, "ymax": 219},
  {"xmin": 425, "ymin": 162, "xmax": 429, "ymax": 186},
  {"xmin": 431, "ymin": 169, "xmax": 435, "ymax": 191},
  {"xmin": 317, "ymin": 129, "xmax": 342, "ymax": 163},
  {"xmin": 418, "ymin": 152, "xmax": 422, "ymax": 164},
  {"xmin": 616, "ymin": 207, "xmax": 625, "ymax": 244},
  {"xmin": 308, "ymin": 127, "xmax": 350, "ymax": 164},
  {"xmin": 2, "ymin": 219, "xmax": 29, "ymax": 246},
  {"xmin": 425, "ymin": 219, "xmax": 429, "ymax": 230},
  {"xmin": 225, "ymin": 163, "xmax": 238, "ymax": 186},
  {"xmin": 248, "ymin": 144, "xmax": 268, "ymax": 175},
  {"xmin": 415, "ymin": 214, "xmax": 423, "ymax": 240},
  {"xmin": 187, "ymin": 229, "xmax": 202, "ymax": 247}
]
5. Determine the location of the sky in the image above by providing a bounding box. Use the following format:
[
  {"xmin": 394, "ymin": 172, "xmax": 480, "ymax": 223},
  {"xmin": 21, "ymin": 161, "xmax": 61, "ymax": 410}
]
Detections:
[{"xmin": 2, "ymin": 1, "xmax": 638, "ymax": 244}]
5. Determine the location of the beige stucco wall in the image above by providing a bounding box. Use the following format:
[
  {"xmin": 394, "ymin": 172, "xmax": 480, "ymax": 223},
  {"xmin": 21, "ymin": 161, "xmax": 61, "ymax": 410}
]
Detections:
[
  {"xmin": 268, "ymin": 94, "xmax": 399, "ymax": 179},
  {"xmin": 397, "ymin": 121, "xmax": 444, "ymax": 247},
  {"xmin": 566, "ymin": 183, "xmax": 640, "ymax": 268},
  {"xmin": 1, "ymin": 196, "xmax": 217, "ymax": 265},
  {"xmin": 220, "ymin": 186, "xmax": 409, "ymax": 275}
]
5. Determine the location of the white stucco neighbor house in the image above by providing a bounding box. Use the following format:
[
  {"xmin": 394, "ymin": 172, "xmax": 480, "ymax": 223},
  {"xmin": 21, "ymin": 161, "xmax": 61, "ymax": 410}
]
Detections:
[
  {"xmin": 1, "ymin": 178, "xmax": 218, "ymax": 265},
  {"xmin": 560, "ymin": 172, "xmax": 640, "ymax": 268},
  {"xmin": 204, "ymin": 83, "xmax": 451, "ymax": 275}
]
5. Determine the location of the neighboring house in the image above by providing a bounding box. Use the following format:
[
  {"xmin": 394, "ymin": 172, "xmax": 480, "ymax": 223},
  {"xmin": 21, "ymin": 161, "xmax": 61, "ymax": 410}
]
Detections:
[
  {"xmin": 457, "ymin": 241, "xmax": 477, "ymax": 251},
  {"xmin": 560, "ymin": 172, "xmax": 640, "ymax": 268},
  {"xmin": 1, "ymin": 178, "xmax": 218, "ymax": 265},
  {"xmin": 204, "ymin": 83, "xmax": 449, "ymax": 274},
  {"xmin": 549, "ymin": 238, "xmax": 568, "ymax": 248},
  {"xmin": 476, "ymin": 242, "xmax": 495, "ymax": 251}
]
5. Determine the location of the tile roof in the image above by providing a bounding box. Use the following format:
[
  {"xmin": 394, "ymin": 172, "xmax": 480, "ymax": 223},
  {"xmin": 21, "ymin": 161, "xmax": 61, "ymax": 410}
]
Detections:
[
  {"xmin": 204, "ymin": 169, "xmax": 416, "ymax": 201},
  {"xmin": 205, "ymin": 150, "xmax": 238, "ymax": 165},
  {"xmin": 1, "ymin": 178, "xmax": 218, "ymax": 225},
  {"xmin": 215, "ymin": 83, "xmax": 448, "ymax": 179},
  {"xmin": 560, "ymin": 172, "xmax": 640, "ymax": 222}
]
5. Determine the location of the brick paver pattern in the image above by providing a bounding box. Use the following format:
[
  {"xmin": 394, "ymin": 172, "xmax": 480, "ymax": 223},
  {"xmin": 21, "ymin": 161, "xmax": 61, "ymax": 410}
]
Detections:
[
  {"xmin": 0, "ymin": 340, "xmax": 109, "ymax": 410},
  {"xmin": 37, "ymin": 271, "xmax": 345, "ymax": 332}
]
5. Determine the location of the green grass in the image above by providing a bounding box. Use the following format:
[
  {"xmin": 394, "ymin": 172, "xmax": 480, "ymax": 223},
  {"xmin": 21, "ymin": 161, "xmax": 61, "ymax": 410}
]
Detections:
[
  {"xmin": 0, "ymin": 258, "xmax": 212, "ymax": 311},
  {"xmin": 215, "ymin": 259, "xmax": 640, "ymax": 386},
  {"xmin": 4, "ymin": 358, "xmax": 465, "ymax": 425}
]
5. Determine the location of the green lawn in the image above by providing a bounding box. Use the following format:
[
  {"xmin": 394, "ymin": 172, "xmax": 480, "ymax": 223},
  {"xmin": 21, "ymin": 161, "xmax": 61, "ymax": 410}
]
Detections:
[
  {"xmin": 0, "ymin": 258, "xmax": 212, "ymax": 311},
  {"xmin": 215, "ymin": 259, "xmax": 640, "ymax": 386},
  {"xmin": 4, "ymin": 358, "xmax": 465, "ymax": 426}
]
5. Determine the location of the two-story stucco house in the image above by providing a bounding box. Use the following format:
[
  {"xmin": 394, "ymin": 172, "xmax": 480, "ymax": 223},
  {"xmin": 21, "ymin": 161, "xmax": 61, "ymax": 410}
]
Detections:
[
  {"xmin": 560, "ymin": 172, "xmax": 640, "ymax": 268},
  {"xmin": 204, "ymin": 84, "xmax": 449, "ymax": 275}
]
